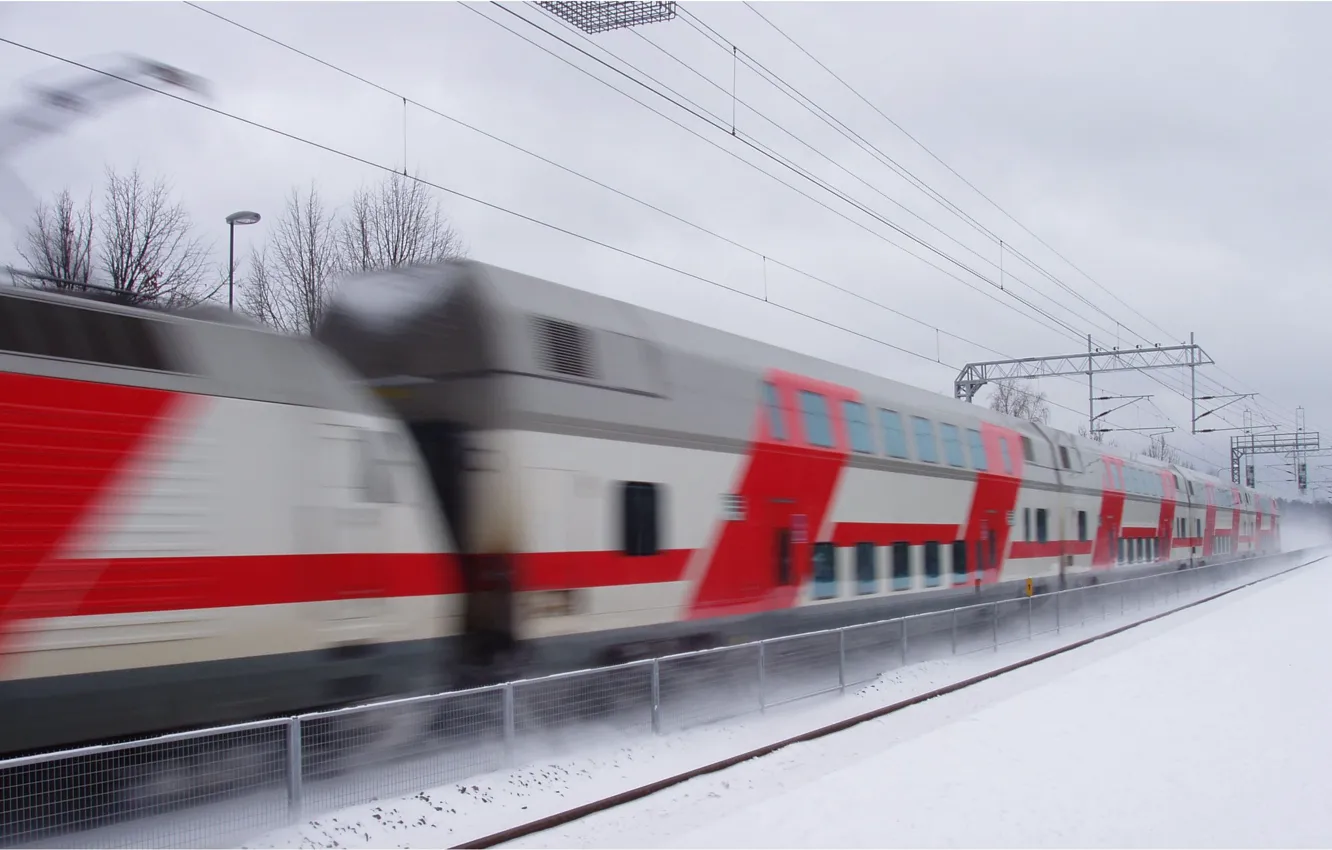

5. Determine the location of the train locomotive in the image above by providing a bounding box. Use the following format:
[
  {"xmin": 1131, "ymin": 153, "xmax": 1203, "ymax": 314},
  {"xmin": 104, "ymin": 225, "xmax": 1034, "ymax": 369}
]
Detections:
[{"xmin": 0, "ymin": 260, "xmax": 1280, "ymax": 757}]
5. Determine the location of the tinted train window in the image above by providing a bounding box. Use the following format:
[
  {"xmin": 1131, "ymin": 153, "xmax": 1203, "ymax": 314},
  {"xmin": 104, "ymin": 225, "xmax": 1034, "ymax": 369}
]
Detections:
[
  {"xmin": 940, "ymin": 423, "xmax": 966, "ymax": 468},
  {"xmin": 842, "ymin": 401, "xmax": 875, "ymax": 454},
  {"xmin": 812, "ymin": 542, "xmax": 836, "ymax": 599},
  {"xmin": 1021, "ymin": 436, "xmax": 1035, "ymax": 463},
  {"xmin": 891, "ymin": 542, "xmax": 911, "ymax": 591},
  {"xmin": 879, "ymin": 409, "xmax": 910, "ymax": 459},
  {"xmin": 923, "ymin": 542, "xmax": 941, "ymax": 587},
  {"xmin": 967, "ymin": 429, "xmax": 988, "ymax": 471},
  {"xmin": 0, "ymin": 294, "xmax": 173, "ymax": 371},
  {"xmin": 912, "ymin": 417, "xmax": 939, "ymax": 464},
  {"xmin": 799, "ymin": 390, "xmax": 834, "ymax": 448},
  {"xmin": 621, "ymin": 481, "xmax": 660, "ymax": 556},
  {"xmin": 1035, "ymin": 508, "xmax": 1048, "ymax": 543},
  {"xmin": 1059, "ymin": 446, "xmax": 1071, "ymax": 470},
  {"xmin": 762, "ymin": 381, "xmax": 786, "ymax": 440},
  {"xmin": 1077, "ymin": 510, "xmax": 1087, "ymax": 542},
  {"xmin": 951, "ymin": 540, "xmax": 967, "ymax": 583},
  {"xmin": 855, "ymin": 542, "xmax": 876, "ymax": 594}
]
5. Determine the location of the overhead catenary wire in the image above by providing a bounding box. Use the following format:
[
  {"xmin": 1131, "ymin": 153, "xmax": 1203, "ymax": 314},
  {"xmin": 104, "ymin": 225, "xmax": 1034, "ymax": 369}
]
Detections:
[
  {"xmin": 734, "ymin": 1, "xmax": 1310, "ymax": 436},
  {"xmin": 499, "ymin": 1, "xmax": 1264, "ymax": 446},
  {"xmin": 183, "ymin": 0, "xmax": 1270, "ymax": 455},
  {"xmin": 0, "ymin": 30, "xmax": 1155, "ymax": 443}
]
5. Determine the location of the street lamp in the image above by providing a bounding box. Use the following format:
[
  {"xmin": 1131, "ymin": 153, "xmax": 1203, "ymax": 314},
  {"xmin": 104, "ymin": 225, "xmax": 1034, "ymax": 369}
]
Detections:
[{"xmin": 225, "ymin": 210, "xmax": 261, "ymax": 311}]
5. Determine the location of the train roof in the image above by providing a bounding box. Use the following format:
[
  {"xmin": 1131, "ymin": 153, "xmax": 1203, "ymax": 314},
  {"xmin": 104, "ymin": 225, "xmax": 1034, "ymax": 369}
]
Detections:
[
  {"xmin": 318, "ymin": 260, "xmax": 1275, "ymax": 504},
  {"xmin": 0, "ymin": 282, "xmax": 387, "ymax": 416}
]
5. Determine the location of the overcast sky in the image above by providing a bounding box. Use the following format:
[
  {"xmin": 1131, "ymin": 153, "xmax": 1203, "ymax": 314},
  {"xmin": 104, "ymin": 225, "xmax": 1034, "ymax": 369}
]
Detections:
[{"xmin": 2, "ymin": 1, "xmax": 1328, "ymax": 496}]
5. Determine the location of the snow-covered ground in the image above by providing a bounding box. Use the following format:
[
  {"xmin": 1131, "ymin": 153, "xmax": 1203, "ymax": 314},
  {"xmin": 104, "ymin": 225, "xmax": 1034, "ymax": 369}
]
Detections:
[
  {"xmin": 510, "ymin": 556, "xmax": 1332, "ymax": 849},
  {"xmin": 239, "ymin": 552, "xmax": 1328, "ymax": 850}
]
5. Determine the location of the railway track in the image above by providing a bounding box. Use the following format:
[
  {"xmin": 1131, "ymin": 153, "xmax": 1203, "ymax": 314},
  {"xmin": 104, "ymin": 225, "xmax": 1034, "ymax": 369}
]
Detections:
[{"xmin": 450, "ymin": 550, "xmax": 1330, "ymax": 849}]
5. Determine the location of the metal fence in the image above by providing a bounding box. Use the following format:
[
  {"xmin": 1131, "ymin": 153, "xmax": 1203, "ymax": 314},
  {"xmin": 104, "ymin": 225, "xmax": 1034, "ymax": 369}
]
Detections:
[{"xmin": 0, "ymin": 549, "xmax": 1318, "ymax": 849}]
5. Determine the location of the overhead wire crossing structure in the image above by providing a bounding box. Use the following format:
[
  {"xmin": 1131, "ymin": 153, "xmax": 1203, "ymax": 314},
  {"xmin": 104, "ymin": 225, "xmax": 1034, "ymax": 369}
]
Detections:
[{"xmin": 954, "ymin": 338, "xmax": 1213, "ymax": 439}]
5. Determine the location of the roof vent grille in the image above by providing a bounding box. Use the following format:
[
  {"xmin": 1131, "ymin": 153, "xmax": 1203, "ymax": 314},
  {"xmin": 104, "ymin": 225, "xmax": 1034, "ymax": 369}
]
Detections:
[{"xmin": 533, "ymin": 315, "xmax": 596, "ymax": 379}]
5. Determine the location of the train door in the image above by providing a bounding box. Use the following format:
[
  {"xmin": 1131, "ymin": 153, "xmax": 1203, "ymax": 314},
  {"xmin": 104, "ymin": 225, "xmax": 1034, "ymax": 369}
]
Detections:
[
  {"xmin": 301, "ymin": 422, "xmax": 389, "ymax": 628},
  {"xmin": 767, "ymin": 497, "xmax": 804, "ymax": 592},
  {"xmin": 408, "ymin": 421, "xmax": 515, "ymax": 672}
]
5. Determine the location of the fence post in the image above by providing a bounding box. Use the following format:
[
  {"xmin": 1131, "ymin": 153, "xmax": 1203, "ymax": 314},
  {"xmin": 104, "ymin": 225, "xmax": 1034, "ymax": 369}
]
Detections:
[
  {"xmin": 900, "ymin": 618, "xmax": 908, "ymax": 667},
  {"xmin": 758, "ymin": 641, "xmax": 767, "ymax": 713},
  {"xmin": 838, "ymin": 629, "xmax": 847, "ymax": 693},
  {"xmin": 991, "ymin": 602, "xmax": 998, "ymax": 650},
  {"xmin": 950, "ymin": 609, "xmax": 957, "ymax": 655},
  {"xmin": 286, "ymin": 716, "xmax": 302, "ymax": 820},
  {"xmin": 502, "ymin": 683, "xmax": 516, "ymax": 766},
  {"xmin": 651, "ymin": 658, "xmax": 662, "ymax": 734},
  {"xmin": 1055, "ymin": 591, "xmax": 1062, "ymax": 634},
  {"xmin": 1027, "ymin": 595, "xmax": 1032, "ymax": 640}
]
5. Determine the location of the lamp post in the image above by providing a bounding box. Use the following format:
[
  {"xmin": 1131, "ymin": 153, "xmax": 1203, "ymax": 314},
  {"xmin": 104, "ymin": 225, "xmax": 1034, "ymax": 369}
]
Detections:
[{"xmin": 225, "ymin": 210, "xmax": 261, "ymax": 311}]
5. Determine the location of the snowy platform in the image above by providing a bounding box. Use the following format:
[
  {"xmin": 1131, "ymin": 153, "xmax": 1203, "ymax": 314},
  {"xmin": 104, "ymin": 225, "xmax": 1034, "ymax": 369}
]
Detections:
[{"xmin": 510, "ymin": 558, "xmax": 1332, "ymax": 848}]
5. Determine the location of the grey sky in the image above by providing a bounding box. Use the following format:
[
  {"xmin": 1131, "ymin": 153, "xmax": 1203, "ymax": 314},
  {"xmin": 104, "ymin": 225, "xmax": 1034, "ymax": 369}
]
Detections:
[{"xmin": 1, "ymin": 0, "xmax": 1328, "ymax": 495}]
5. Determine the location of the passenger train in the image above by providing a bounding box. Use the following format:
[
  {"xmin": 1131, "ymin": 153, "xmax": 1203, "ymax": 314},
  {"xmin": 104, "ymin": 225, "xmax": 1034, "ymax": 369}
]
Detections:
[{"xmin": 0, "ymin": 261, "xmax": 1281, "ymax": 756}]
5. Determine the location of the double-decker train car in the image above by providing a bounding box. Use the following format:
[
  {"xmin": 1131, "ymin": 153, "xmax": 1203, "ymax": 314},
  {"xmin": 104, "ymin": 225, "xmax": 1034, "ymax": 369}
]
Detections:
[
  {"xmin": 0, "ymin": 262, "xmax": 1279, "ymax": 757},
  {"xmin": 314, "ymin": 261, "xmax": 1280, "ymax": 666}
]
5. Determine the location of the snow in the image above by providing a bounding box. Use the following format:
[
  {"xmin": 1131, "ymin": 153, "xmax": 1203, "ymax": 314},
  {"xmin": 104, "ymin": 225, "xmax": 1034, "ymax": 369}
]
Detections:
[
  {"xmin": 511, "ymin": 557, "xmax": 1332, "ymax": 849},
  {"xmin": 240, "ymin": 551, "xmax": 1329, "ymax": 850}
]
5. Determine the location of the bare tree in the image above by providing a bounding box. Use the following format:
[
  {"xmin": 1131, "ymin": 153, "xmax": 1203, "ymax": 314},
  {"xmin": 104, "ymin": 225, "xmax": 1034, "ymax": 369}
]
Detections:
[
  {"xmin": 97, "ymin": 166, "xmax": 210, "ymax": 306},
  {"xmin": 15, "ymin": 188, "xmax": 95, "ymax": 290},
  {"xmin": 241, "ymin": 183, "xmax": 340, "ymax": 334},
  {"xmin": 339, "ymin": 172, "xmax": 465, "ymax": 273},
  {"xmin": 988, "ymin": 381, "xmax": 1051, "ymax": 424},
  {"xmin": 1143, "ymin": 433, "xmax": 1180, "ymax": 465}
]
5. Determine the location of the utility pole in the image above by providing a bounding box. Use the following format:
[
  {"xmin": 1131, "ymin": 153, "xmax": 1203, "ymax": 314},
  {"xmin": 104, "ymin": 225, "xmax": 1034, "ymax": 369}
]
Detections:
[
  {"xmin": 1190, "ymin": 331, "xmax": 1196, "ymax": 435},
  {"xmin": 1087, "ymin": 333, "xmax": 1094, "ymax": 438}
]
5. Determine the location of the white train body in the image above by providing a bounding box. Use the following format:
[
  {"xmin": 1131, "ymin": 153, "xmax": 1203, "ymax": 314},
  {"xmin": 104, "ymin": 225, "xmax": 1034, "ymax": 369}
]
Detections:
[{"xmin": 0, "ymin": 263, "xmax": 1279, "ymax": 755}]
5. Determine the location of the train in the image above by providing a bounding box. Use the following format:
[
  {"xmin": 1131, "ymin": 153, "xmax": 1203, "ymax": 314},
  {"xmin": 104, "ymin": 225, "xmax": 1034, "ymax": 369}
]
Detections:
[{"xmin": 0, "ymin": 260, "xmax": 1284, "ymax": 757}]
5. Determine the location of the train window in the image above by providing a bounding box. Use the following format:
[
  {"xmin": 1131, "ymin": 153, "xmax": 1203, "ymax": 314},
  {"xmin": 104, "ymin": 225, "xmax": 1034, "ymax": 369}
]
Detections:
[
  {"xmin": 879, "ymin": 409, "xmax": 910, "ymax": 459},
  {"xmin": 1059, "ymin": 446, "xmax": 1071, "ymax": 470},
  {"xmin": 0, "ymin": 294, "xmax": 175, "ymax": 371},
  {"xmin": 355, "ymin": 430, "xmax": 397, "ymax": 504},
  {"xmin": 1196, "ymin": 518, "xmax": 1202, "ymax": 538},
  {"xmin": 799, "ymin": 390, "xmax": 835, "ymax": 448},
  {"xmin": 762, "ymin": 381, "xmax": 786, "ymax": 441},
  {"xmin": 855, "ymin": 542, "xmax": 876, "ymax": 594},
  {"xmin": 998, "ymin": 439, "xmax": 1014, "ymax": 475},
  {"xmin": 812, "ymin": 542, "xmax": 837, "ymax": 599},
  {"xmin": 1021, "ymin": 436, "xmax": 1035, "ymax": 463},
  {"xmin": 912, "ymin": 417, "xmax": 939, "ymax": 464},
  {"xmin": 940, "ymin": 423, "xmax": 967, "ymax": 468},
  {"xmin": 1077, "ymin": 510, "xmax": 1087, "ymax": 542},
  {"xmin": 621, "ymin": 481, "xmax": 661, "ymax": 557},
  {"xmin": 1035, "ymin": 508, "xmax": 1048, "ymax": 544},
  {"xmin": 1023, "ymin": 507, "xmax": 1031, "ymax": 542},
  {"xmin": 891, "ymin": 542, "xmax": 911, "ymax": 591},
  {"xmin": 923, "ymin": 541, "xmax": 941, "ymax": 587},
  {"xmin": 951, "ymin": 540, "xmax": 968, "ymax": 583},
  {"xmin": 842, "ymin": 401, "xmax": 875, "ymax": 454},
  {"xmin": 1113, "ymin": 466, "xmax": 1124, "ymax": 491},
  {"xmin": 533, "ymin": 315, "xmax": 596, "ymax": 379},
  {"xmin": 966, "ymin": 429, "xmax": 989, "ymax": 471}
]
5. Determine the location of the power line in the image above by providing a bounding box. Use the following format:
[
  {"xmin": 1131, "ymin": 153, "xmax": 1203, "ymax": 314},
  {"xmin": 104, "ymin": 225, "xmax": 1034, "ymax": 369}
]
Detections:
[
  {"xmin": 733, "ymin": 1, "xmax": 1310, "ymax": 436},
  {"xmin": 179, "ymin": 1, "xmax": 1016, "ymax": 362},
  {"xmin": 3, "ymin": 32, "xmax": 1126, "ymax": 418},
  {"xmin": 480, "ymin": 1, "xmax": 1101, "ymax": 344},
  {"xmin": 182, "ymin": 0, "xmax": 1189, "ymax": 451},
  {"xmin": 0, "ymin": 29, "xmax": 1152, "ymax": 442}
]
